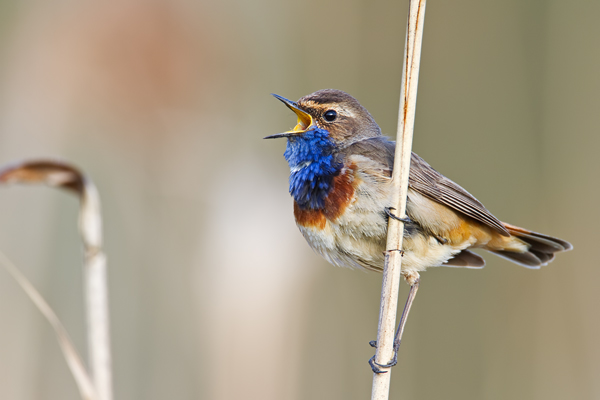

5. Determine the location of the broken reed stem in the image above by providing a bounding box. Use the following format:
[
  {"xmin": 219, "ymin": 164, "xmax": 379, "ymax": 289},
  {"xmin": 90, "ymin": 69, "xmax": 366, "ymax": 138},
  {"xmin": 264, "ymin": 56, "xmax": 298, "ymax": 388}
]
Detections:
[
  {"xmin": 371, "ymin": 1, "xmax": 426, "ymax": 399},
  {"xmin": 0, "ymin": 250, "xmax": 97, "ymax": 400},
  {"xmin": 0, "ymin": 161, "xmax": 113, "ymax": 400}
]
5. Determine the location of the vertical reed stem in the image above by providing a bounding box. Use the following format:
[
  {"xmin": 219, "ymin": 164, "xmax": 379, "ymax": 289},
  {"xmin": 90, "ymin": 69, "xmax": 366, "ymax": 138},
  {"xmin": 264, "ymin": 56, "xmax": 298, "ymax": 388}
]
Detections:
[{"xmin": 371, "ymin": 1, "xmax": 427, "ymax": 398}]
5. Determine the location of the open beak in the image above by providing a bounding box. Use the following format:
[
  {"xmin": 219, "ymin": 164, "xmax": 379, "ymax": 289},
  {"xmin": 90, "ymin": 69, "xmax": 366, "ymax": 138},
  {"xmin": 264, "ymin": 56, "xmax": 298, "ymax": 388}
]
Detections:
[{"xmin": 264, "ymin": 94, "xmax": 315, "ymax": 139}]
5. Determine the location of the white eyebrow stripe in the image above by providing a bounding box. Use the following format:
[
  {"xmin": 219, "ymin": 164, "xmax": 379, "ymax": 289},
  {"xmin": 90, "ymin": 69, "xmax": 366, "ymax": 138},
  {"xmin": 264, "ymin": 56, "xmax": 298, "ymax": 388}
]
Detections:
[
  {"xmin": 336, "ymin": 105, "xmax": 356, "ymax": 118},
  {"xmin": 299, "ymin": 101, "xmax": 355, "ymax": 119}
]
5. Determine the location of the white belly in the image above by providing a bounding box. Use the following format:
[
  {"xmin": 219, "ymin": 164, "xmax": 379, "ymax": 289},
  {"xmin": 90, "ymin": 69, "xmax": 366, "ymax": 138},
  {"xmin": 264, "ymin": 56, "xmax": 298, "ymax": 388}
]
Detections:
[{"xmin": 296, "ymin": 180, "xmax": 470, "ymax": 274}]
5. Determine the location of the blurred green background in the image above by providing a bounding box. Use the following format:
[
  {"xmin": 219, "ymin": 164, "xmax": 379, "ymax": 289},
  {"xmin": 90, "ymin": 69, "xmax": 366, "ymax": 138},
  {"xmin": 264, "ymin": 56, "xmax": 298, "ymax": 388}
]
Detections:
[{"xmin": 0, "ymin": 1, "xmax": 596, "ymax": 399}]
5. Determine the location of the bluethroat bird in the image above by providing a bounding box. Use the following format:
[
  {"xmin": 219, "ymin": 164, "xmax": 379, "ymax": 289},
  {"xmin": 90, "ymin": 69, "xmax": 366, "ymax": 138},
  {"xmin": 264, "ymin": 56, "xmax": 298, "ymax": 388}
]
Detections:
[{"xmin": 264, "ymin": 89, "xmax": 572, "ymax": 373}]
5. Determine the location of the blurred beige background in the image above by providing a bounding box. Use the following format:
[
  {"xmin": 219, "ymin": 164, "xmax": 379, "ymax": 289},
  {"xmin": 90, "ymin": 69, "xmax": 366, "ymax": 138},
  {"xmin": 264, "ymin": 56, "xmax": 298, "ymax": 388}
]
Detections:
[{"xmin": 0, "ymin": 1, "xmax": 597, "ymax": 399}]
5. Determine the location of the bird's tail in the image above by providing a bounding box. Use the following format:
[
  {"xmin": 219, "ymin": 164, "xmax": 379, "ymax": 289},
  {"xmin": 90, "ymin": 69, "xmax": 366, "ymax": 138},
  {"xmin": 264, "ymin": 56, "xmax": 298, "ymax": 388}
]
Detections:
[{"xmin": 489, "ymin": 223, "xmax": 573, "ymax": 269}]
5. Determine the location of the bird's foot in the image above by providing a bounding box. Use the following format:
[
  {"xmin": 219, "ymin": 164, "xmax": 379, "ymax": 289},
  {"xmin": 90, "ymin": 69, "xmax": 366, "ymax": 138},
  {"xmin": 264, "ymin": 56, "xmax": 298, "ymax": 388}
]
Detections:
[
  {"xmin": 384, "ymin": 249, "xmax": 405, "ymax": 256},
  {"xmin": 368, "ymin": 341, "xmax": 399, "ymax": 374},
  {"xmin": 368, "ymin": 355, "xmax": 387, "ymax": 374},
  {"xmin": 368, "ymin": 278, "xmax": 420, "ymax": 374},
  {"xmin": 384, "ymin": 207, "xmax": 411, "ymax": 223}
]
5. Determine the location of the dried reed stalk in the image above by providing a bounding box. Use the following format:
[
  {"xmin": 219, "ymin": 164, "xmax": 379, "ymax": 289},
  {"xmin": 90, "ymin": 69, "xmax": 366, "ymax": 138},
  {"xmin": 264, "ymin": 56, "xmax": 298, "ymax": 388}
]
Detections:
[
  {"xmin": 371, "ymin": 1, "xmax": 427, "ymax": 399},
  {"xmin": 0, "ymin": 160, "xmax": 112, "ymax": 400}
]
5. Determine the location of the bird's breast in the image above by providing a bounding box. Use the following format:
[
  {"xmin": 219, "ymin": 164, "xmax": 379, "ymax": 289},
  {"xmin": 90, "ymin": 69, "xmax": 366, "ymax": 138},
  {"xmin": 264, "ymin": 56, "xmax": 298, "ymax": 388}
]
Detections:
[
  {"xmin": 293, "ymin": 163, "xmax": 358, "ymax": 229},
  {"xmin": 292, "ymin": 162, "xmax": 394, "ymax": 271}
]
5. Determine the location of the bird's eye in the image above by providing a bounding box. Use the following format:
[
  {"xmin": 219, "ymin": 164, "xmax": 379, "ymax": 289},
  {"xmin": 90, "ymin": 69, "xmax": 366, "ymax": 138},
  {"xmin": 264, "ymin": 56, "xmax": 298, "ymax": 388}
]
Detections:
[{"xmin": 323, "ymin": 110, "xmax": 338, "ymax": 122}]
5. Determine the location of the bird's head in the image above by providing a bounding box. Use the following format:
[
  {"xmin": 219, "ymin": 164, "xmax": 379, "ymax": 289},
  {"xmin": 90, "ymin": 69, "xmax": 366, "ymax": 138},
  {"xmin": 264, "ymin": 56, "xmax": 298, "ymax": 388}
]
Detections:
[{"xmin": 264, "ymin": 89, "xmax": 382, "ymax": 146}]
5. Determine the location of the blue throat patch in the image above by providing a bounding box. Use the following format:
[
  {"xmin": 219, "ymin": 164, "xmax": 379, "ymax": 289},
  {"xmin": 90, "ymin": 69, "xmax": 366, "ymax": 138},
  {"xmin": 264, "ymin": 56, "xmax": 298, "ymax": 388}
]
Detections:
[{"xmin": 284, "ymin": 127, "xmax": 342, "ymax": 210}]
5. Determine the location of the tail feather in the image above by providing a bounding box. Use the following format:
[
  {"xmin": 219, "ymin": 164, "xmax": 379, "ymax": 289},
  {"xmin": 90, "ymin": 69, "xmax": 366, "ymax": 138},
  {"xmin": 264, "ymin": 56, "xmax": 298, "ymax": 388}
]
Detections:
[
  {"xmin": 492, "ymin": 250, "xmax": 543, "ymax": 269},
  {"xmin": 530, "ymin": 249, "xmax": 555, "ymax": 264},
  {"xmin": 444, "ymin": 249, "xmax": 485, "ymax": 269},
  {"xmin": 492, "ymin": 223, "xmax": 572, "ymax": 268},
  {"xmin": 503, "ymin": 223, "xmax": 573, "ymax": 252}
]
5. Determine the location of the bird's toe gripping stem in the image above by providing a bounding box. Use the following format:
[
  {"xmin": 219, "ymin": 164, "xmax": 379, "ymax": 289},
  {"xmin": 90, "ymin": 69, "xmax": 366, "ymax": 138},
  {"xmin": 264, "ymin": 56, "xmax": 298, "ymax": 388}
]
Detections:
[
  {"xmin": 384, "ymin": 207, "xmax": 412, "ymax": 224},
  {"xmin": 368, "ymin": 341, "xmax": 400, "ymax": 374}
]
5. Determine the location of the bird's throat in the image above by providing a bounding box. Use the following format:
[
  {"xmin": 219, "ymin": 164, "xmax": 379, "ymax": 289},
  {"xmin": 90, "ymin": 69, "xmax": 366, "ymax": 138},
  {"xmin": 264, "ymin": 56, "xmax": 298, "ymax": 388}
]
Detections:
[{"xmin": 284, "ymin": 128, "xmax": 342, "ymax": 210}]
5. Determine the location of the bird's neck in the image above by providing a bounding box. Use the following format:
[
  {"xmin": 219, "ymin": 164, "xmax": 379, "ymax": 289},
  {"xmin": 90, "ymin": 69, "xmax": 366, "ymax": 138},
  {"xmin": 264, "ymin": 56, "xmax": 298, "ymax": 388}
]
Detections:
[{"xmin": 284, "ymin": 128, "xmax": 342, "ymax": 210}]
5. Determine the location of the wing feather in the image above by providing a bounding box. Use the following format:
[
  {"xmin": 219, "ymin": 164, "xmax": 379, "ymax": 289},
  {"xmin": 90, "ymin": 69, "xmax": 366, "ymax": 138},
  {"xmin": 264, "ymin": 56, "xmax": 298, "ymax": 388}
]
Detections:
[
  {"xmin": 340, "ymin": 137, "xmax": 510, "ymax": 237},
  {"xmin": 409, "ymin": 152, "xmax": 509, "ymax": 236}
]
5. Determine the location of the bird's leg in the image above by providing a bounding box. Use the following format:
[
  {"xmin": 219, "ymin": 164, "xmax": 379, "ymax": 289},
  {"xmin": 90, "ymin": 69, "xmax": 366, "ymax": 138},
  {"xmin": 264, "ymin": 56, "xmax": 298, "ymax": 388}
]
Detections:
[
  {"xmin": 384, "ymin": 207, "xmax": 412, "ymax": 224},
  {"xmin": 369, "ymin": 273, "xmax": 420, "ymax": 374}
]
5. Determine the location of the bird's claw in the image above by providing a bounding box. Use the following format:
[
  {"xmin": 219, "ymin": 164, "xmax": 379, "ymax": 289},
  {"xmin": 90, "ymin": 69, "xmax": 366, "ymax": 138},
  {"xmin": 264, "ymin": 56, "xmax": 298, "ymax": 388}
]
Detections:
[
  {"xmin": 368, "ymin": 355, "xmax": 388, "ymax": 374},
  {"xmin": 385, "ymin": 207, "xmax": 411, "ymax": 223},
  {"xmin": 374, "ymin": 352, "xmax": 398, "ymax": 369},
  {"xmin": 385, "ymin": 249, "xmax": 404, "ymax": 256},
  {"xmin": 368, "ymin": 340, "xmax": 399, "ymax": 373}
]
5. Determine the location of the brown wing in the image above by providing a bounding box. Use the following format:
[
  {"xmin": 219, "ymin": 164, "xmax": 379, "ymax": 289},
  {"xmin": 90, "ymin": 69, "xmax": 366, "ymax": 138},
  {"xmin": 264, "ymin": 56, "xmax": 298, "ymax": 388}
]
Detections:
[
  {"xmin": 408, "ymin": 152, "xmax": 510, "ymax": 236},
  {"xmin": 340, "ymin": 137, "xmax": 510, "ymax": 237}
]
